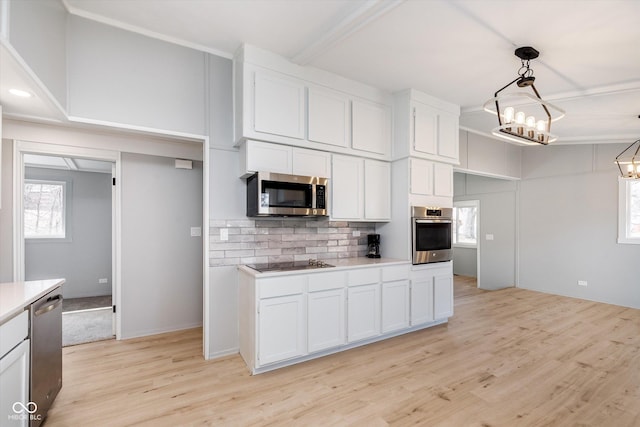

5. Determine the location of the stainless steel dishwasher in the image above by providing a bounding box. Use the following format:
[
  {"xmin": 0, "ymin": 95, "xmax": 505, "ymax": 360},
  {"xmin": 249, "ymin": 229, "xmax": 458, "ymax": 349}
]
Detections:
[{"xmin": 30, "ymin": 288, "xmax": 63, "ymax": 427}]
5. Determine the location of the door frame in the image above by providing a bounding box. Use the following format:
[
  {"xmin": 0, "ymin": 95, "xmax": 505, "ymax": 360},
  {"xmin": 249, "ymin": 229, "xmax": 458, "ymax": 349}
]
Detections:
[{"xmin": 13, "ymin": 140, "xmax": 122, "ymax": 339}]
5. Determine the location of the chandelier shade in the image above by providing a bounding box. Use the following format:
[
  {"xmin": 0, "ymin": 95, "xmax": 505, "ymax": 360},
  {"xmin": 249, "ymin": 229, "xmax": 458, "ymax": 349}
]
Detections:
[
  {"xmin": 615, "ymin": 139, "xmax": 640, "ymax": 179},
  {"xmin": 484, "ymin": 46, "xmax": 565, "ymax": 146}
]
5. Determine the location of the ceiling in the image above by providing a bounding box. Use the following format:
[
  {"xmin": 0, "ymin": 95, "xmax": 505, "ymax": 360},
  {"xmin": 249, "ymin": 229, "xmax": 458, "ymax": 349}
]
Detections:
[
  {"xmin": 3, "ymin": 0, "xmax": 640, "ymax": 145},
  {"xmin": 24, "ymin": 153, "xmax": 113, "ymax": 174}
]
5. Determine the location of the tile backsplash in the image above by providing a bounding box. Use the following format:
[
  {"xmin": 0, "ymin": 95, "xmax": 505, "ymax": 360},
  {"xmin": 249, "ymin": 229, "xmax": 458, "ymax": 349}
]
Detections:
[{"xmin": 209, "ymin": 219, "xmax": 376, "ymax": 267}]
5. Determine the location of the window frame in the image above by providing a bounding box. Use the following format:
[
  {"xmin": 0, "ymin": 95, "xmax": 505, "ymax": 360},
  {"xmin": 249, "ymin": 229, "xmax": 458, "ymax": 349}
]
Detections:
[
  {"xmin": 453, "ymin": 199, "xmax": 479, "ymax": 249},
  {"xmin": 24, "ymin": 179, "xmax": 72, "ymax": 242},
  {"xmin": 618, "ymin": 178, "xmax": 640, "ymax": 245}
]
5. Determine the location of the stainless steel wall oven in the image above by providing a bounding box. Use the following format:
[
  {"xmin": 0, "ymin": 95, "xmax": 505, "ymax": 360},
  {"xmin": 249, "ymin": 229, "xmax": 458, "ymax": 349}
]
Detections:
[{"xmin": 412, "ymin": 206, "xmax": 453, "ymax": 264}]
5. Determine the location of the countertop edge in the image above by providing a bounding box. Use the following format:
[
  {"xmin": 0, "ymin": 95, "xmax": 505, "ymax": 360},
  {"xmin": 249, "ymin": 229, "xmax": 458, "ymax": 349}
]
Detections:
[{"xmin": 0, "ymin": 279, "xmax": 66, "ymax": 324}]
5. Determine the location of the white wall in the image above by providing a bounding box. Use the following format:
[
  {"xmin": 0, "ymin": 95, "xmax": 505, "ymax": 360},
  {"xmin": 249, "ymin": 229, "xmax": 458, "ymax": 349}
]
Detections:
[
  {"xmin": 0, "ymin": 139, "xmax": 13, "ymax": 282},
  {"xmin": 518, "ymin": 144, "xmax": 640, "ymax": 309},
  {"xmin": 452, "ymin": 247, "xmax": 476, "ymax": 277},
  {"xmin": 24, "ymin": 167, "xmax": 112, "ymax": 299},
  {"xmin": 120, "ymin": 153, "xmax": 203, "ymax": 338},
  {"xmin": 7, "ymin": 0, "xmax": 67, "ymax": 108},
  {"xmin": 67, "ymin": 15, "xmax": 206, "ymax": 136},
  {"xmin": 454, "ymin": 172, "xmax": 517, "ymax": 290}
]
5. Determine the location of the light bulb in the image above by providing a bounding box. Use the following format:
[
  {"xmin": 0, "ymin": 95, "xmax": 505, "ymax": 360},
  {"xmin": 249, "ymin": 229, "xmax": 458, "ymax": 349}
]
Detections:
[
  {"xmin": 504, "ymin": 107, "xmax": 515, "ymax": 124},
  {"xmin": 536, "ymin": 120, "xmax": 546, "ymax": 143},
  {"xmin": 515, "ymin": 111, "xmax": 525, "ymax": 135},
  {"xmin": 526, "ymin": 116, "xmax": 536, "ymax": 138}
]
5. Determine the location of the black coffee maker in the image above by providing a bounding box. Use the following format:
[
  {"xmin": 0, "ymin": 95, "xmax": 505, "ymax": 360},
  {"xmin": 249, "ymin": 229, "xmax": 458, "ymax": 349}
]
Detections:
[{"xmin": 367, "ymin": 234, "xmax": 381, "ymax": 258}]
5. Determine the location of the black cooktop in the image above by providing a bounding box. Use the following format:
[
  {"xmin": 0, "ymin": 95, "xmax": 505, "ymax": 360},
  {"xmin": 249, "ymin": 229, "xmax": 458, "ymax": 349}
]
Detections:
[{"xmin": 246, "ymin": 259, "xmax": 335, "ymax": 273}]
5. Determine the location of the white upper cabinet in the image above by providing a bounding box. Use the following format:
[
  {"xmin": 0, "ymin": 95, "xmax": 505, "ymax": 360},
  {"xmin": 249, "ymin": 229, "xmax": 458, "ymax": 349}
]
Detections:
[
  {"xmin": 394, "ymin": 89, "xmax": 460, "ymax": 165},
  {"xmin": 240, "ymin": 140, "xmax": 330, "ymax": 178},
  {"xmin": 331, "ymin": 155, "xmax": 364, "ymax": 220},
  {"xmin": 307, "ymin": 86, "xmax": 350, "ymax": 148},
  {"xmin": 235, "ymin": 46, "xmax": 392, "ymax": 160},
  {"xmin": 332, "ymin": 155, "xmax": 391, "ymax": 222},
  {"xmin": 413, "ymin": 103, "xmax": 438, "ymax": 155},
  {"xmin": 410, "ymin": 158, "xmax": 433, "ymax": 196},
  {"xmin": 253, "ymin": 70, "xmax": 305, "ymax": 140},
  {"xmin": 364, "ymin": 160, "xmax": 391, "ymax": 220},
  {"xmin": 433, "ymin": 163, "xmax": 453, "ymax": 197},
  {"xmin": 352, "ymin": 100, "xmax": 391, "ymax": 156}
]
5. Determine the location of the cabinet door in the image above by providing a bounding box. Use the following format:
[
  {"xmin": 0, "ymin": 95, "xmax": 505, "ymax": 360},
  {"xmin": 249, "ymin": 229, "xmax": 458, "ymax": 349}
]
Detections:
[
  {"xmin": 258, "ymin": 294, "xmax": 306, "ymax": 365},
  {"xmin": 331, "ymin": 155, "xmax": 363, "ymax": 220},
  {"xmin": 292, "ymin": 148, "xmax": 331, "ymax": 178},
  {"xmin": 413, "ymin": 102, "xmax": 438, "ymax": 155},
  {"xmin": 364, "ymin": 160, "xmax": 391, "ymax": 220},
  {"xmin": 410, "ymin": 158, "xmax": 433, "ymax": 196},
  {"xmin": 245, "ymin": 140, "xmax": 292, "ymax": 174},
  {"xmin": 382, "ymin": 280, "xmax": 410, "ymax": 333},
  {"xmin": 437, "ymin": 112, "xmax": 459, "ymax": 161},
  {"xmin": 254, "ymin": 70, "xmax": 305, "ymax": 139},
  {"xmin": 0, "ymin": 339, "xmax": 29, "ymax": 427},
  {"xmin": 347, "ymin": 284, "xmax": 381, "ymax": 342},
  {"xmin": 308, "ymin": 87, "xmax": 350, "ymax": 148},
  {"xmin": 433, "ymin": 274, "xmax": 454, "ymax": 319},
  {"xmin": 308, "ymin": 289, "xmax": 346, "ymax": 353},
  {"xmin": 352, "ymin": 100, "xmax": 390, "ymax": 155},
  {"xmin": 433, "ymin": 162, "xmax": 453, "ymax": 197},
  {"xmin": 410, "ymin": 278, "xmax": 434, "ymax": 326}
]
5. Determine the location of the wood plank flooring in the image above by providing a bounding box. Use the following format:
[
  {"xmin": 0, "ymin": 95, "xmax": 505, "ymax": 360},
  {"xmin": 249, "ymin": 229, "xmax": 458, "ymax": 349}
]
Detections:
[{"xmin": 45, "ymin": 276, "xmax": 640, "ymax": 426}]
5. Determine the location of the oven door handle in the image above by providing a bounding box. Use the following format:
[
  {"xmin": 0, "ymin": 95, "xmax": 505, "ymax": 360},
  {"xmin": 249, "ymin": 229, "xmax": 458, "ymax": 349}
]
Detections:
[{"xmin": 415, "ymin": 219, "xmax": 452, "ymax": 224}]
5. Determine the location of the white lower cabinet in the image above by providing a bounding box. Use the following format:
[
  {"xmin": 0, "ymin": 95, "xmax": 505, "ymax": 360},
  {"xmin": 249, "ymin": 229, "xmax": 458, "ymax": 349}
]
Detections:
[
  {"xmin": 308, "ymin": 288, "xmax": 346, "ymax": 353},
  {"xmin": 258, "ymin": 294, "xmax": 306, "ymax": 365},
  {"xmin": 411, "ymin": 262, "xmax": 454, "ymax": 326},
  {"xmin": 240, "ymin": 261, "xmax": 451, "ymax": 374},
  {"xmin": 1, "ymin": 311, "xmax": 30, "ymax": 427},
  {"xmin": 433, "ymin": 274, "xmax": 454, "ymax": 319},
  {"xmin": 382, "ymin": 280, "xmax": 410, "ymax": 333},
  {"xmin": 347, "ymin": 284, "xmax": 381, "ymax": 342}
]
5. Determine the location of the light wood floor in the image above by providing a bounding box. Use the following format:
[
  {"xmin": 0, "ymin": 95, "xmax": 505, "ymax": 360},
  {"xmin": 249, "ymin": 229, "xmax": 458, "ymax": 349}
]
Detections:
[{"xmin": 46, "ymin": 276, "xmax": 640, "ymax": 426}]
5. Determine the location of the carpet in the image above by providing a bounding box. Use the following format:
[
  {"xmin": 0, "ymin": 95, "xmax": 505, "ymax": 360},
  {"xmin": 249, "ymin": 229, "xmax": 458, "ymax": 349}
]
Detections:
[
  {"xmin": 63, "ymin": 295, "xmax": 112, "ymax": 312},
  {"xmin": 62, "ymin": 308, "xmax": 114, "ymax": 347}
]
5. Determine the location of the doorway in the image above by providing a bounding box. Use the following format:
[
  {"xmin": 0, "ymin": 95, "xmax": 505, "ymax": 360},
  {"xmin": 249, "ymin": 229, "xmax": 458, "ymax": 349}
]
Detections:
[
  {"xmin": 14, "ymin": 141, "xmax": 121, "ymax": 343},
  {"xmin": 22, "ymin": 153, "xmax": 116, "ymax": 346}
]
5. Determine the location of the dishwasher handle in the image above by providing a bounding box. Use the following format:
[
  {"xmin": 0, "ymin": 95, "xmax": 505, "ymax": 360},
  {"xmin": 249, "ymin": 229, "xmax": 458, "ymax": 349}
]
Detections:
[{"xmin": 34, "ymin": 295, "xmax": 63, "ymax": 316}]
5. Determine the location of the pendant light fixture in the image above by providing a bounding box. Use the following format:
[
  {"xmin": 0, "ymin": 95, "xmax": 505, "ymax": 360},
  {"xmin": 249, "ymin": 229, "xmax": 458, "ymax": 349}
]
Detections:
[
  {"xmin": 615, "ymin": 138, "xmax": 640, "ymax": 179},
  {"xmin": 483, "ymin": 46, "xmax": 565, "ymax": 145}
]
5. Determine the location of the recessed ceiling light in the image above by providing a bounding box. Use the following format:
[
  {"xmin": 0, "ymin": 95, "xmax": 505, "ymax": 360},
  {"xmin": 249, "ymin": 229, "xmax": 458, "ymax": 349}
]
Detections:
[{"xmin": 9, "ymin": 88, "xmax": 32, "ymax": 98}]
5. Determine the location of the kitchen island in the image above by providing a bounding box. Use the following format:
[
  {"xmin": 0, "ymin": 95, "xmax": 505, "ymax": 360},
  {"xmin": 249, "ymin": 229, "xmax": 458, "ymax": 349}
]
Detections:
[{"xmin": 238, "ymin": 258, "xmax": 453, "ymax": 374}]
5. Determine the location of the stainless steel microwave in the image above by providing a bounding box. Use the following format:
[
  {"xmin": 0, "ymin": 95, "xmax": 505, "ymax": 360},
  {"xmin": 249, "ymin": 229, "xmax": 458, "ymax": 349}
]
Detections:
[{"xmin": 246, "ymin": 171, "xmax": 329, "ymax": 217}]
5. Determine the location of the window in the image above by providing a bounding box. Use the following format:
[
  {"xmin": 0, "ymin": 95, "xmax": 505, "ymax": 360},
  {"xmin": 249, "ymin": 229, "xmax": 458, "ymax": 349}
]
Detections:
[
  {"xmin": 453, "ymin": 200, "xmax": 478, "ymax": 247},
  {"xmin": 24, "ymin": 180, "xmax": 66, "ymax": 239},
  {"xmin": 618, "ymin": 178, "xmax": 640, "ymax": 244}
]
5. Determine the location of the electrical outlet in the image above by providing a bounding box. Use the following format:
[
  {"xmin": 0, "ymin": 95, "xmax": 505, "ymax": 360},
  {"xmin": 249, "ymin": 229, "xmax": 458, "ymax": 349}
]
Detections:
[
  {"xmin": 485, "ymin": 234, "xmax": 494, "ymax": 241},
  {"xmin": 577, "ymin": 280, "xmax": 588, "ymax": 287},
  {"xmin": 98, "ymin": 278, "xmax": 108, "ymax": 284},
  {"xmin": 190, "ymin": 226, "xmax": 202, "ymax": 237},
  {"xmin": 352, "ymin": 230, "xmax": 361, "ymax": 237},
  {"xmin": 220, "ymin": 228, "xmax": 229, "ymax": 241}
]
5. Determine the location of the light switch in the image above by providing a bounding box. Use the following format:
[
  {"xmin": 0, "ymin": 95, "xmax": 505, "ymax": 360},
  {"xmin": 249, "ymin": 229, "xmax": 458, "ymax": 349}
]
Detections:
[
  {"xmin": 220, "ymin": 228, "xmax": 229, "ymax": 241},
  {"xmin": 485, "ymin": 234, "xmax": 494, "ymax": 241},
  {"xmin": 190, "ymin": 227, "xmax": 202, "ymax": 237}
]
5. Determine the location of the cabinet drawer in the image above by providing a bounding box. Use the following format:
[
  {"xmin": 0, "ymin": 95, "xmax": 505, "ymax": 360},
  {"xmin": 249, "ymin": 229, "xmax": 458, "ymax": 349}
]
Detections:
[
  {"xmin": 348, "ymin": 268, "xmax": 380, "ymax": 286},
  {"xmin": 0, "ymin": 310, "xmax": 28, "ymax": 357},
  {"xmin": 382, "ymin": 265, "xmax": 410, "ymax": 282},
  {"xmin": 258, "ymin": 276, "xmax": 306, "ymax": 299},
  {"xmin": 308, "ymin": 271, "xmax": 347, "ymax": 292}
]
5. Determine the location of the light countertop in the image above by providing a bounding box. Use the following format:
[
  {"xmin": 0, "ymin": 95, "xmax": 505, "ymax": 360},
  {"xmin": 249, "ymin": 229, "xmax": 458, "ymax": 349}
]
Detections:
[
  {"xmin": 0, "ymin": 279, "xmax": 65, "ymax": 324},
  {"xmin": 238, "ymin": 257, "xmax": 410, "ymax": 277}
]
